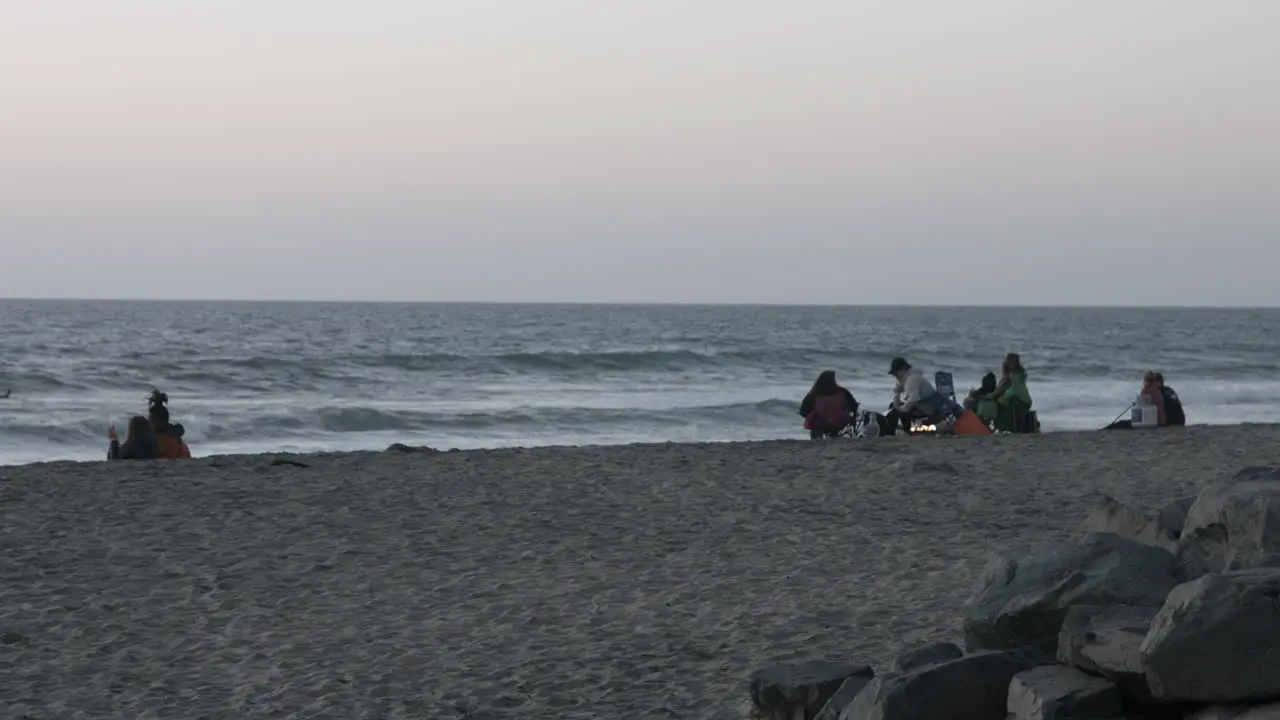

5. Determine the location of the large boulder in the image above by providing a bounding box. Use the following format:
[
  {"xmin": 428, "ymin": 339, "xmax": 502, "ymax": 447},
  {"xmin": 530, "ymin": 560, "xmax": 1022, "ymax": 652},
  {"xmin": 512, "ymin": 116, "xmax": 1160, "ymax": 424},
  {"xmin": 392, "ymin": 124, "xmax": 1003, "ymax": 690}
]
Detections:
[
  {"xmin": 1083, "ymin": 494, "xmax": 1195, "ymax": 552},
  {"xmin": 963, "ymin": 533, "xmax": 1177, "ymax": 655},
  {"xmin": 840, "ymin": 646, "xmax": 1053, "ymax": 720},
  {"xmin": 750, "ymin": 661, "xmax": 875, "ymax": 720},
  {"xmin": 1007, "ymin": 664, "xmax": 1123, "ymax": 720},
  {"xmin": 889, "ymin": 642, "xmax": 963, "ymax": 673},
  {"xmin": 1057, "ymin": 604, "xmax": 1160, "ymax": 709},
  {"xmin": 1140, "ymin": 568, "xmax": 1280, "ymax": 703},
  {"xmin": 1176, "ymin": 466, "xmax": 1280, "ymax": 581}
]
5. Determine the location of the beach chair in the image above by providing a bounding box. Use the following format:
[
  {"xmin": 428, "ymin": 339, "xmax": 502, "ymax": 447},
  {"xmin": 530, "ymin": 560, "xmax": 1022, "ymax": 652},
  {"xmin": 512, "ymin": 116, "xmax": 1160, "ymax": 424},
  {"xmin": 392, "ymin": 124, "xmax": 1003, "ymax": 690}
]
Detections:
[
  {"xmin": 934, "ymin": 371, "xmax": 957, "ymax": 405},
  {"xmin": 932, "ymin": 370, "xmax": 966, "ymax": 421},
  {"xmin": 994, "ymin": 400, "xmax": 1040, "ymax": 434}
]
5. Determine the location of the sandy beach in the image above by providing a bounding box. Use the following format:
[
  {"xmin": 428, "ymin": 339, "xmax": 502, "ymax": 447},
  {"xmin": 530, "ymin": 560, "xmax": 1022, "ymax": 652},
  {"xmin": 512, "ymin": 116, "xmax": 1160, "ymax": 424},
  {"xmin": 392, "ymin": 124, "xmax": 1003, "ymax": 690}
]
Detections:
[{"xmin": 2, "ymin": 425, "xmax": 1277, "ymax": 719}]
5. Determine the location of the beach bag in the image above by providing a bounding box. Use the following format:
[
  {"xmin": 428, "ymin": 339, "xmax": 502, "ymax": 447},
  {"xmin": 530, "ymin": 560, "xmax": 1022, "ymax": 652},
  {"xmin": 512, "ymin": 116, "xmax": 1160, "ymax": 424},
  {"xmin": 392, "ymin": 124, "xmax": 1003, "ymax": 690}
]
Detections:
[
  {"xmin": 953, "ymin": 409, "xmax": 992, "ymax": 436},
  {"xmin": 855, "ymin": 410, "xmax": 880, "ymax": 439}
]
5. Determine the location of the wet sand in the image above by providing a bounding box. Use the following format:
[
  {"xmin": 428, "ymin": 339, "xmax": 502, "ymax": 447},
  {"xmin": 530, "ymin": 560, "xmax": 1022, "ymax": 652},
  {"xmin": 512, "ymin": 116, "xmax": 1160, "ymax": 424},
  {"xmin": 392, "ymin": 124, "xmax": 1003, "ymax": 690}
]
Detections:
[{"xmin": 2, "ymin": 424, "xmax": 1276, "ymax": 719}]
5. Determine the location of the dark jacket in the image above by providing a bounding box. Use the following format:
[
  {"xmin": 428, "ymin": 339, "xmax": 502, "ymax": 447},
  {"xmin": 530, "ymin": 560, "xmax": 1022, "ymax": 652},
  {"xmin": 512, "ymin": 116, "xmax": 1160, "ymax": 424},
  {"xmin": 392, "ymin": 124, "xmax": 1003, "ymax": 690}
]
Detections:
[
  {"xmin": 108, "ymin": 438, "xmax": 159, "ymax": 461},
  {"xmin": 1161, "ymin": 386, "xmax": 1186, "ymax": 426},
  {"xmin": 800, "ymin": 388, "xmax": 857, "ymax": 419}
]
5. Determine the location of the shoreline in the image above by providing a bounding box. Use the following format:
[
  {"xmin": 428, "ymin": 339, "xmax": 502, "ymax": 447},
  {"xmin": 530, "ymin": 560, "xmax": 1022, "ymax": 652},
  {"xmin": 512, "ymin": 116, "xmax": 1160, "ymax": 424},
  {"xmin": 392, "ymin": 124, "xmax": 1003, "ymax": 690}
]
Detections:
[
  {"xmin": 4, "ymin": 423, "xmax": 1278, "ymax": 717},
  {"xmin": 4, "ymin": 421, "xmax": 1279, "ymax": 471}
]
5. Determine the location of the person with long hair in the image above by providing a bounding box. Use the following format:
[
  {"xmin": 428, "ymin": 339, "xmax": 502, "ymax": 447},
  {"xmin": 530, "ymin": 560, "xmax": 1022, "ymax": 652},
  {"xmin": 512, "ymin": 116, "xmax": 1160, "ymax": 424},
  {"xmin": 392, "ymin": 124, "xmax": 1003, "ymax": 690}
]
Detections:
[
  {"xmin": 799, "ymin": 370, "xmax": 858, "ymax": 439},
  {"xmin": 148, "ymin": 390, "xmax": 192, "ymax": 459},
  {"xmin": 108, "ymin": 415, "xmax": 159, "ymax": 460},
  {"xmin": 988, "ymin": 352, "xmax": 1034, "ymax": 431},
  {"xmin": 991, "ymin": 353, "xmax": 1032, "ymax": 406}
]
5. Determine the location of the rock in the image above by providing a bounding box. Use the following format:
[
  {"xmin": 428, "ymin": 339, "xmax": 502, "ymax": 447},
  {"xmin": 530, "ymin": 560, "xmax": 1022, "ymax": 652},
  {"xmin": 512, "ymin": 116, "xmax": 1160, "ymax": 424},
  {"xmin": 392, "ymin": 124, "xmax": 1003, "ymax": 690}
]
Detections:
[
  {"xmin": 840, "ymin": 646, "xmax": 1053, "ymax": 720},
  {"xmin": 1234, "ymin": 707, "xmax": 1280, "ymax": 720},
  {"xmin": 1189, "ymin": 706, "xmax": 1280, "ymax": 720},
  {"xmin": 750, "ymin": 661, "xmax": 875, "ymax": 720},
  {"xmin": 963, "ymin": 533, "xmax": 1177, "ymax": 655},
  {"xmin": 814, "ymin": 674, "xmax": 878, "ymax": 720},
  {"xmin": 1083, "ymin": 494, "xmax": 1195, "ymax": 552},
  {"xmin": 1140, "ymin": 568, "xmax": 1280, "ymax": 703},
  {"xmin": 1057, "ymin": 604, "xmax": 1154, "ymax": 677},
  {"xmin": 1057, "ymin": 604, "xmax": 1159, "ymax": 709},
  {"xmin": 384, "ymin": 443, "xmax": 438, "ymax": 454},
  {"xmin": 1176, "ymin": 466, "xmax": 1280, "ymax": 581},
  {"xmin": 1007, "ymin": 665, "xmax": 1123, "ymax": 720},
  {"xmin": 890, "ymin": 641, "xmax": 963, "ymax": 672},
  {"xmin": 1186, "ymin": 709, "xmax": 1250, "ymax": 720}
]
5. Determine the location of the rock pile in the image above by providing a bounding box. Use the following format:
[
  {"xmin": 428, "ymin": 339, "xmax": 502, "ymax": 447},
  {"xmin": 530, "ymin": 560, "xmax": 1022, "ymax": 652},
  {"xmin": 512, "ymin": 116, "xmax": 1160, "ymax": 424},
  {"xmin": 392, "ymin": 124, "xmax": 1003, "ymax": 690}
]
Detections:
[{"xmin": 748, "ymin": 466, "xmax": 1280, "ymax": 720}]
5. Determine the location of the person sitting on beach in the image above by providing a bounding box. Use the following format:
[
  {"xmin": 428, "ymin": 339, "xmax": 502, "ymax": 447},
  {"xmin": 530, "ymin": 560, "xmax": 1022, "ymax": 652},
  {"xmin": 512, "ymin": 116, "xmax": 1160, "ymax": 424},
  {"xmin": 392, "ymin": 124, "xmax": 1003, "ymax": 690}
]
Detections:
[
  {"xmin": 990, "ymin": 353, "xmax": 1033, "ymax": 432},
  {"xmin": 1155, "ymin": 373, "xmax": 1186, "ymax": 426},
  {"xmin": 1139, "ymin": 370, "xmax": 1167, "ymax": 426},
  {"xmin": 108, "ymin": 415, "xmax": 159, "ymax": 460},
  {"xmin": 1103, "ymin": 371, "xmax": 1169, "ymax": 430},
  {"xmin": 964, "ymin": 372, "xmax": 1000, "ymax": 425},
  {"xmin": 799, "ymin": 370, "xmax": 858, "ymax": 439},
  {"xmin": 885, "ymin": 357, "xmax": 941, "ymax": 434},
  {"xmin": 148, "ymin": 390, "xmax": 192, "ymax": 459}
]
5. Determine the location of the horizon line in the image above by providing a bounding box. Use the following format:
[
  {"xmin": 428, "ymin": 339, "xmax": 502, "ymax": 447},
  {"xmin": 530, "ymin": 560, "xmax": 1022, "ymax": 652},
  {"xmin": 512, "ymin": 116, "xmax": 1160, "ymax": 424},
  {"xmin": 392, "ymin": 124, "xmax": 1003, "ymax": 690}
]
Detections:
[{"xmin": 2, "ymin": 296, "xmax": 1278, "ymax": 310}]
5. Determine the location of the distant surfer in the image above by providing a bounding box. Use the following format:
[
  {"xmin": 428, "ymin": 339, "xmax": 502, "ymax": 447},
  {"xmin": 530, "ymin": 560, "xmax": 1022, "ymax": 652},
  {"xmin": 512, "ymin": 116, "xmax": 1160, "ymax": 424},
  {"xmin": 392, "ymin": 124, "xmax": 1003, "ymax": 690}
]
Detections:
[{"xmin": 1, "ymin": 389, "xmax": 10, "ymax": 399}]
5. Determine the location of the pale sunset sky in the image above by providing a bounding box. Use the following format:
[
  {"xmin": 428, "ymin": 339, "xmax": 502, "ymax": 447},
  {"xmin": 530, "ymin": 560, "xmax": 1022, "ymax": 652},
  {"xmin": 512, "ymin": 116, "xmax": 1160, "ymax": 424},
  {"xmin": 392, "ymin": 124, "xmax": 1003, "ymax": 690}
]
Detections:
[{"xmin": 2, "ymin": 1, "xmax": 1277, "ymax": 305}]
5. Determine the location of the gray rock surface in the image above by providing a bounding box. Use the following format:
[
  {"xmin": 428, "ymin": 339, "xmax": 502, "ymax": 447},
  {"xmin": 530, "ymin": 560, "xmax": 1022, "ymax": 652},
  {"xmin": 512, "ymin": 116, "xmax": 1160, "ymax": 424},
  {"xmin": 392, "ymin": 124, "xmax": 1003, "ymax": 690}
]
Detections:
[
  {"xmin": 1140, "ymin": 568, "xmax": 1280, "ymax": 703},
  {"xmin": 889, "ymin": 641, "xmax": 963, "ymax": 673},
  {"xmin": 1176, "ymin": 466, "xmax": 1280, "ymax": 581},
  {"xmin": 1083, "ymin": 494, "xmax": 1195, "ymax": 552},
  {"xmin": 750, "ymin": 661, "xmax": 875, "ymax": 720},
  {"xmin": 840, "ymin": 647, "xmax": 1053, "ymax": 720},
  {"xmin": 1057, "ymin": 604, "xmax": 1159, "ymax": 708},
  {"xmin": 1007, "ymin": 664, "xmax": 1122, "ymax": 720},
  {"xmin": 813, "ymin": 674, "xmax": 878, "ymax": 720},
  {"xmin": 1188, "ymin": 706, "xmax": 1280, "ymax": 720},
  {"xmin": 963, "ymin": 533, "xmax": 1177, "ymax": 655},
  {"xmin": 1235, "ymin": 707, "xmax": 1280, "ymax": 720}
]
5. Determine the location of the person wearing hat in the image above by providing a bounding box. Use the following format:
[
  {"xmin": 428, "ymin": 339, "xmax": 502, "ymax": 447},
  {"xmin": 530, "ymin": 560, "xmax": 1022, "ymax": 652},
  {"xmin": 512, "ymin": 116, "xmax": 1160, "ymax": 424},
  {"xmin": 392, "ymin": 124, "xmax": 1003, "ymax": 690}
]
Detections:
[{"xmin": 886, "ymin": 357, "xmax": 941, "ymax": 434}]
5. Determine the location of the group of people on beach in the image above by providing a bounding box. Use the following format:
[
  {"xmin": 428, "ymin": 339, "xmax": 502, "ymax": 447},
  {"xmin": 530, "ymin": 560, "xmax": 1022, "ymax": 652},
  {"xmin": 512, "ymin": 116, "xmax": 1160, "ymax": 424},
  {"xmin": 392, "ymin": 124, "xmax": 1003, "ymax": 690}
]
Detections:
[
  {"xmin": 89, "ymin": 360, "xmax": 1188, "ymax": 461},
  {"xmin": 1104, "ymin": 371, "xmax": 1186, "ymax": 430},
  {"xmin": 106, "ymin": 390, "xmax": 192, "ymax": 460},
  {"xmin": 799, "ymin": 353, "xmax": 1185, "ymax": 439}
]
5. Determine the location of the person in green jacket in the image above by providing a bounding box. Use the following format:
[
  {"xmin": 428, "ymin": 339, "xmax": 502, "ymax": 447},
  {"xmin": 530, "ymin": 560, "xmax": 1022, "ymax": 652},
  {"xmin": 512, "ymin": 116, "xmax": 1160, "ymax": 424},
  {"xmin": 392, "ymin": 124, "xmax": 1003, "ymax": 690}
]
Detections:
[
  {"xmin": 965, "ymin": 372, "xmax": 1001, "ymax": 425},
  {"xmin": 991, "ymin": 353, "xmax": 1033, "ymax": 431}
]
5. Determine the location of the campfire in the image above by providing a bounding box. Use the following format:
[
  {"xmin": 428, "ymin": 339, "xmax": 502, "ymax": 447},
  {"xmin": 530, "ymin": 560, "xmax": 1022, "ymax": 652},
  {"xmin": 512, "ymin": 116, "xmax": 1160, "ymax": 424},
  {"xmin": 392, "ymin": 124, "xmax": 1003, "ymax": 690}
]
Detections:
[{"xmin": 910, "ymin": 424, "xmax": 938, "ymax": 434}]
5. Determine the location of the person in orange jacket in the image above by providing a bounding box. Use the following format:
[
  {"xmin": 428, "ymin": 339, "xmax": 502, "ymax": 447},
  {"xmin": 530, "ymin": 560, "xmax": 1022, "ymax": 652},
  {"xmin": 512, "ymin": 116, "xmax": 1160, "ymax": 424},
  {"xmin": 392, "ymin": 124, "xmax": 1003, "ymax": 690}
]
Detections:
[{"xmin": 148, "ymin": 390, "xmax": 192, "ymax": 459}]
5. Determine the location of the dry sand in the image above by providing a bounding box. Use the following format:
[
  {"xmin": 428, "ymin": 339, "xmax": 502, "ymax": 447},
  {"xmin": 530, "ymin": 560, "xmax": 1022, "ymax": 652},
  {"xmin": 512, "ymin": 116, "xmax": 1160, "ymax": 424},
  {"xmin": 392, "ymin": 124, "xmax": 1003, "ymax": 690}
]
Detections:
[{"xmin": 2, "ymin": 425, "xmax": 1277, "ymax": 719}]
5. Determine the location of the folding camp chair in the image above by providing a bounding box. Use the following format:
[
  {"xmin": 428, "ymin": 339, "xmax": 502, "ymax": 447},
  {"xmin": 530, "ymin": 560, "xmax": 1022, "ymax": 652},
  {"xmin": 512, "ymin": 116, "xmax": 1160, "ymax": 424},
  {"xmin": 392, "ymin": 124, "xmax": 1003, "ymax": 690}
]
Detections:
[
  {"xmin": 932, "ymin": 370, "xmax": 966, "ymax": 420},
  {"xmin": 934, "ymin": 371, "xmax": 957, "ymax": 405}
]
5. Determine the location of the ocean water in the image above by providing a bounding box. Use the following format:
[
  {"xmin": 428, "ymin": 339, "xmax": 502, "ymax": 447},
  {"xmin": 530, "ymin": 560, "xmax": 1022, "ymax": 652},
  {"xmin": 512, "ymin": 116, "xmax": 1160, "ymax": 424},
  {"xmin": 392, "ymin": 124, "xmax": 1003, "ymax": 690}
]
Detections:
[{"xmin": 0, "ymin": 300, "xmax": 1277, "ymax": 466}]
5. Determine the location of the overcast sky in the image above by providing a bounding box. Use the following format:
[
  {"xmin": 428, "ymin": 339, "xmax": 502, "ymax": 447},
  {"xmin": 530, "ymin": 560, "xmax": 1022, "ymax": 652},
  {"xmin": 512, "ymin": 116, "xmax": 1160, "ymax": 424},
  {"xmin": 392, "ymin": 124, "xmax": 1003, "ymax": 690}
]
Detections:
[{"xmin": 2, "ymin": 1, "xmax": 1278, "ymax": 305}]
